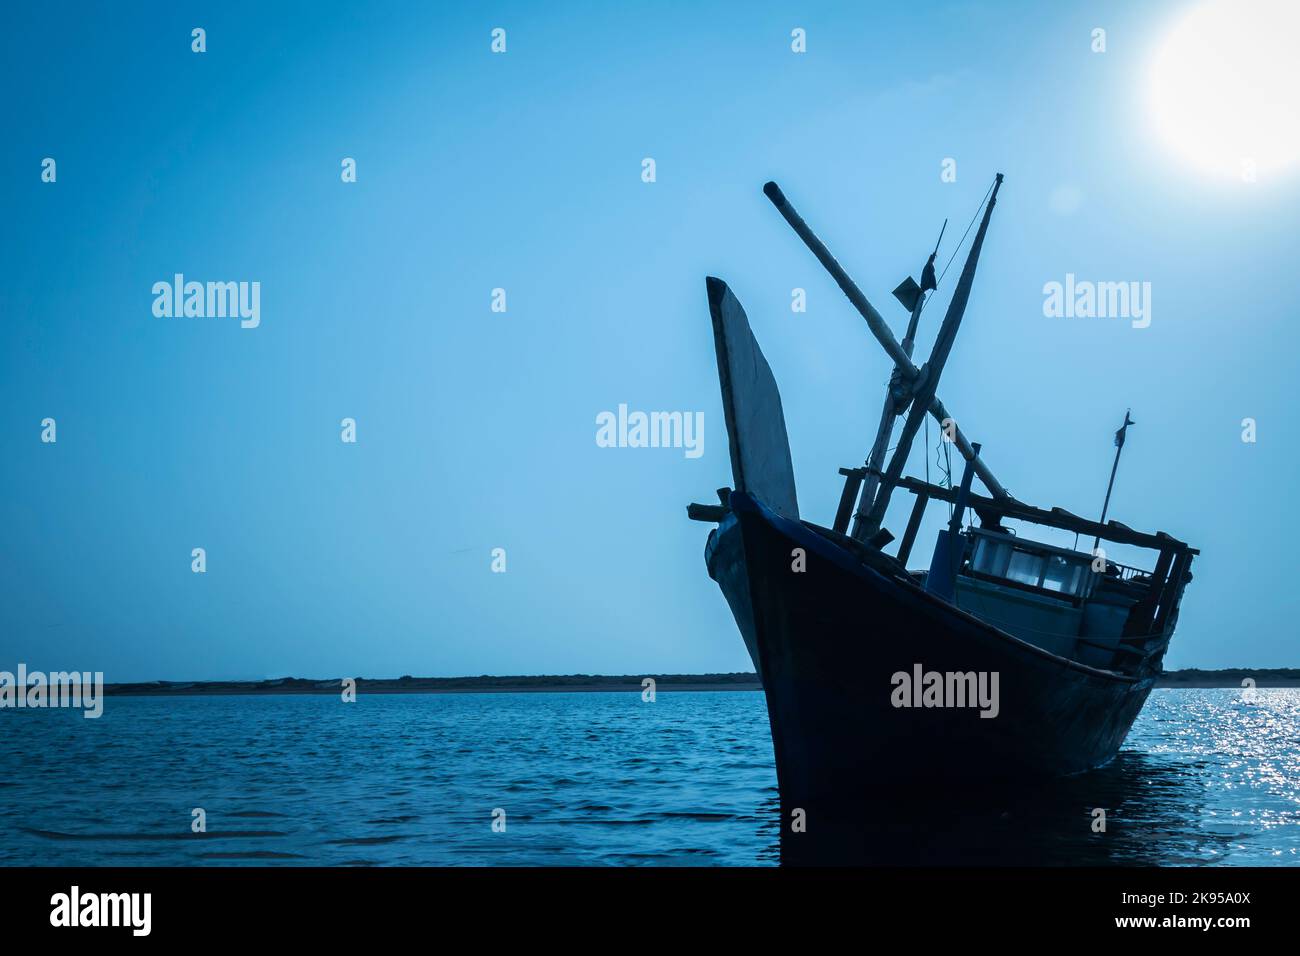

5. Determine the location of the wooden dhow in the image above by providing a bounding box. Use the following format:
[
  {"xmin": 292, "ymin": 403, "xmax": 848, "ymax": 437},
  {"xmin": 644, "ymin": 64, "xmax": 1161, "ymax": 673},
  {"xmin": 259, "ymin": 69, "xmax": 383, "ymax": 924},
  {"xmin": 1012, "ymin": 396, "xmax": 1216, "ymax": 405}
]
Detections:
[{"xmin": 688, "ymin": 176, "xmax": 1198, "ymax": 844}]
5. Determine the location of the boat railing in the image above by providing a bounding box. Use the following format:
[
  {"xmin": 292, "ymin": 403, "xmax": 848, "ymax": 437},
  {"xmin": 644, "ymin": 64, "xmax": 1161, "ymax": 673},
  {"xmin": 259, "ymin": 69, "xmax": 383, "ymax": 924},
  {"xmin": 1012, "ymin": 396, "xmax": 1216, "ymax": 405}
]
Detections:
[{"xmin": 1107, "ymin": 560, "xmax": 1152, "ymax": 583}]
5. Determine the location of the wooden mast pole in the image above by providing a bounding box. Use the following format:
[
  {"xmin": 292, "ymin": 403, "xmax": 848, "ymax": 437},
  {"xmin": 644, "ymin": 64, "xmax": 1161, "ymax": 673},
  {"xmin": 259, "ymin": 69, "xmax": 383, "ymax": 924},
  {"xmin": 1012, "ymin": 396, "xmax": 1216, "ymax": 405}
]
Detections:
[
  {"xmin": 851, "ymin": 224, "xmax": 946, "ymax": 540},
  {"xmin": 851, "ymin": 293, "xmax": 925, "ymax": 540},
  {"xmin": 860, "ymin": 174, "xmax": 1004, "ymax": 537},
  {"xmin": 762, "ymin": 181, "xmax": 1008, "ymax": 501},
  {"xmin": 762, "ymin": 182, "xmax": 911, "ymax": 367}
]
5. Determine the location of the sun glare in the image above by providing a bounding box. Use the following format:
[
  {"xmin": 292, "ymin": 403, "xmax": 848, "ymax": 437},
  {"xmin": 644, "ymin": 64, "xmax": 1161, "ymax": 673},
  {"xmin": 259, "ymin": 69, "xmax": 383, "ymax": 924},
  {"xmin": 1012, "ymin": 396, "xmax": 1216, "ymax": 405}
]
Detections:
[{"xmin": 1148, "ymin": 0, "xmax": 1300, "ymax": 181}]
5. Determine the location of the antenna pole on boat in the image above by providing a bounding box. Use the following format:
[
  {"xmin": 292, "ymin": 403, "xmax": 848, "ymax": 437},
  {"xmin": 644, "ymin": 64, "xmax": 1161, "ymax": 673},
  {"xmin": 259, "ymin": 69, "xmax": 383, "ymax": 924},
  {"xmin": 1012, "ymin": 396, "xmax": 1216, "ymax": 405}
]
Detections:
[
  {"xmin": 860, "ymin": 174, "xmax": 1004, "ymax": 537},
  {"xmin": 1092, "ymin": 409, "xmax": 1134, "ymax": 552},
  {"xmin": 762, "ymin": 183, "xmax": 1009, "ymax": 503}
]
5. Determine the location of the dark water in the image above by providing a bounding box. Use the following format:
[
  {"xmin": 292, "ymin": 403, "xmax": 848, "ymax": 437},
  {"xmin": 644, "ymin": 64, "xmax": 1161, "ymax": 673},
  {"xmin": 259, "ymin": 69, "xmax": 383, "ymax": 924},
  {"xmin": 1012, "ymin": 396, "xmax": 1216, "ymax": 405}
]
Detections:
[{"xmin": 0, "ymin": 688, "xmax": 1296, "ymax": 866}]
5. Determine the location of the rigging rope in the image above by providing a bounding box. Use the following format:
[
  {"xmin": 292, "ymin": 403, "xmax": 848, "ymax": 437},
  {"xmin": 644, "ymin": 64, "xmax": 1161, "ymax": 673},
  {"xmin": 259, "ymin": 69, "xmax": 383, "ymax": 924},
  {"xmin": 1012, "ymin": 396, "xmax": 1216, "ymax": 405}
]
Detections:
[
  {"xmin": 918, "ymin": 179, "xmax": 997, "ymax": 318},
  {"xmin": 937, "ymin": 427, "xmax": 954, "ymax": 517}
]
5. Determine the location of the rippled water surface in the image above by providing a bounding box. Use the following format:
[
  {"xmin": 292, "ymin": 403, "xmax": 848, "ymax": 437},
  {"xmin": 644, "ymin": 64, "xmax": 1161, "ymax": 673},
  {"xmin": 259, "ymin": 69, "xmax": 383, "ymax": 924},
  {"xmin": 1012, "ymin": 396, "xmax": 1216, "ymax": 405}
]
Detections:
[{"xmin": 1, "ymin": 688, "xmax": 1297, "ymax": 865}]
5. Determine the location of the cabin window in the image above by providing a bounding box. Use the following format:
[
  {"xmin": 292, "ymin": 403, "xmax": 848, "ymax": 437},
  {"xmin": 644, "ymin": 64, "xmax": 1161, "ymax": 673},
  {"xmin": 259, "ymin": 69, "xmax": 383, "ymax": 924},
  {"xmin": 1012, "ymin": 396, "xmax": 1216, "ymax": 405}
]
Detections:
[
  {"xmin": 969, "ymin": 534, "xmax": 1094, "ymax": 598},
  {"xmin": 971, "ymin": 537, "xmax": 1012, "ymax": 577},
  {"xmin": 1006, "ymin": 550, "xmax": 1046, "ymax": 587},
  {"xmin": 1041, "ymin": 555, "xmax": 1085, "ymax": 595}
]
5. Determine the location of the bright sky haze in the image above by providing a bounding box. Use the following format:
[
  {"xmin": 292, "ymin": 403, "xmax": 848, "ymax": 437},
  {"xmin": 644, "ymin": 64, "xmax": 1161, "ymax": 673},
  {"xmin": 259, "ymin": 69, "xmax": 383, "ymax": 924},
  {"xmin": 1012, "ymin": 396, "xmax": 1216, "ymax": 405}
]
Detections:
[{"xmin": 3, "ymin": 1, "xmax": 1299, "ymax": 680}]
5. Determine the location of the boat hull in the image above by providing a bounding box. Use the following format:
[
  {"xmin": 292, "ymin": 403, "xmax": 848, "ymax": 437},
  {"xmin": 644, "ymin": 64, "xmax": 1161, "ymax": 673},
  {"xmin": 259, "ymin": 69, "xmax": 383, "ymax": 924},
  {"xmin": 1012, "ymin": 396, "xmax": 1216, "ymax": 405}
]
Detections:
[{"xmin": 707, "ymin": 492, "xmax": 1154, "ymax": 847}]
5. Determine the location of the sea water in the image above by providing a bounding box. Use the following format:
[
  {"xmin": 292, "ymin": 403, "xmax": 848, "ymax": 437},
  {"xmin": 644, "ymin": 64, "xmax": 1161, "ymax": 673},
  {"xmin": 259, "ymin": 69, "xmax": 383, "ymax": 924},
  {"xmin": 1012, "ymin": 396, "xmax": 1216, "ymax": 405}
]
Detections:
[{"xmin": 0, "ymin": 689, "xmax": 1296, "ymax": 866}]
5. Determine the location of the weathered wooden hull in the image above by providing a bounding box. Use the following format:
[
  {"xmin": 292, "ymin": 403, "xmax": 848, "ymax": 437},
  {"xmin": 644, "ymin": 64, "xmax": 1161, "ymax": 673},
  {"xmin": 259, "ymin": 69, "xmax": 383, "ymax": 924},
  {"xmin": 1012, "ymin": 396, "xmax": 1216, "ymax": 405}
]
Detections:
[{"xmin": 706, "ymin": 491, "xmax": 1155, "ymax": 834}]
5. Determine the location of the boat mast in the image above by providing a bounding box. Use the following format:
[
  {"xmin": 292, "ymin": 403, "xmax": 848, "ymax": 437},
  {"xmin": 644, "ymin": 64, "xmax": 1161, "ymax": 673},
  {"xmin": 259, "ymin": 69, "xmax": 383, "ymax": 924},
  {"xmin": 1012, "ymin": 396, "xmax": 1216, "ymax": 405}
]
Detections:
[
  {"xmin": 1092, "ymin": 410, "xmax": 1134, "ymax": 552},
  {"xmin": 762, "ymin": 182, "xmax": 1009, "ymax": 502},
  {"xmin": 851, "ymin": 225, "xmax": 945, "ymax": 540},
  {"xmin": 859, "ymin": 174, "xmax": 1004, "ymax": 538}
]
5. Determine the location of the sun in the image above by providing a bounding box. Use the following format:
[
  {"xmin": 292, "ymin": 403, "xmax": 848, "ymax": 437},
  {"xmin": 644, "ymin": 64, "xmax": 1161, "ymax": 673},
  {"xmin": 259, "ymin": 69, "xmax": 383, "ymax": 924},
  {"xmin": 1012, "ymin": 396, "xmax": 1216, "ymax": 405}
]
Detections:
[{"xmin": 1147, "ymin": 0, "xmax": 1300, "ymax": 180}]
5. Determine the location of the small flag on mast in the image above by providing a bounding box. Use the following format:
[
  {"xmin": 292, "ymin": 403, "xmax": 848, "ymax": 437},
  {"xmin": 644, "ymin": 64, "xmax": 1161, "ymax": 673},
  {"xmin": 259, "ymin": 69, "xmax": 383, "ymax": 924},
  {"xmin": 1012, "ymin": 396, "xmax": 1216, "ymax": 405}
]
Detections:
[
  {"xmin": 920, "ymin": 251, "xmax": 938, "ymax": 293},
  {"xmin": 1115, "ymin": 409, "xmax": 1134, "ymax": 448}
]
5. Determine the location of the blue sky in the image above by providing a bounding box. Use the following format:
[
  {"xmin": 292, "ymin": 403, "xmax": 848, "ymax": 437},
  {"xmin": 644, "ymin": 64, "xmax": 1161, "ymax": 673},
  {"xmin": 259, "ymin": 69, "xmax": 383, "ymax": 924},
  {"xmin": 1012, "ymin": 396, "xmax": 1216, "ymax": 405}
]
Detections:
[{"xmin": 2, "ymin": 1, "xmax": 1298, "ymax": 680}]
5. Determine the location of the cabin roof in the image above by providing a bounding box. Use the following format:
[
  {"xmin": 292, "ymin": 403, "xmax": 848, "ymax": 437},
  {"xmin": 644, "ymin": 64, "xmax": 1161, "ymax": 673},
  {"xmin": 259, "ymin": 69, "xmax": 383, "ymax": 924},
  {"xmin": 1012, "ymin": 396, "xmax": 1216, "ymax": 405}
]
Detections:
[
  {"xmin": 898, "ymin": 476, "xmax": 1199, "ymax": 555},
  {"xmin": 967, "ymin": 526, "xmax": 1096, "ymax": 562}
]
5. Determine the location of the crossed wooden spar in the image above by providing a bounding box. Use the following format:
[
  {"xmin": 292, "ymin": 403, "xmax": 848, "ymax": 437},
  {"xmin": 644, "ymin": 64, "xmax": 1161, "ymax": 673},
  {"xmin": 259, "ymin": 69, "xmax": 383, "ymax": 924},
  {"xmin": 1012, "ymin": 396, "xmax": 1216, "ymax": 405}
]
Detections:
[{"xmin": 762, "ymin": 177, "xmax": 1009, "ymax": 541}]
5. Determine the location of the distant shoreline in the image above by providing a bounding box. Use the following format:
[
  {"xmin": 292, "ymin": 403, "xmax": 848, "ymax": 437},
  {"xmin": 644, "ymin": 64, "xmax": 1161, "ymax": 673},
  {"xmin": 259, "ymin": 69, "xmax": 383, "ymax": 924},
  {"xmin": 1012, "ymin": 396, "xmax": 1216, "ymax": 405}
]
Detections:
[
  {"xmin": 95, "ymin": 669, "xmax": 1300, "ymax": 697},
  {"xmin": 100, "ymin": 674, "xmax": 764, "ymax": 697},
  {"xmin": 1156, "ymin": 668, "xmax": 1300, "ymax": 688}
]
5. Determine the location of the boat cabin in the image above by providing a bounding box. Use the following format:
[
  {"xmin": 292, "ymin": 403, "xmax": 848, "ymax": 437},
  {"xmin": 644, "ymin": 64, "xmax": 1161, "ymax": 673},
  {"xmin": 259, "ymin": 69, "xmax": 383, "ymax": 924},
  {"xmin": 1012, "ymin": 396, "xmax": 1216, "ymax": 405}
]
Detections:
[
  {"xmin": 887, "ymin": 476, "xmax": 1197, "ymax": 677},
  {"xmin": 966, "ymin": 529, "xmax": 1096, "ymax": 600}
]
